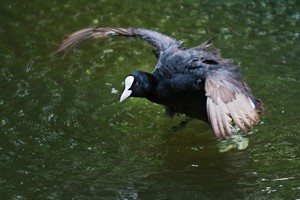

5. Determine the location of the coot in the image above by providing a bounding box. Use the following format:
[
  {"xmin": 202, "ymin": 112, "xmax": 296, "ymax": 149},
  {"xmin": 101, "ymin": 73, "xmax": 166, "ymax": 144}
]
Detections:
[{"xmin": 54, "ymin": 27, "xmax": 262, "ymax": 138}]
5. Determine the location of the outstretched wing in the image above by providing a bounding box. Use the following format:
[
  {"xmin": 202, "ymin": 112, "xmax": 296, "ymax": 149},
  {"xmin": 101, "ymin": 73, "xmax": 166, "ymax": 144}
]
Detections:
[
  {"xmin": 53, "ymin": 27, "xmax": 179, "ymax": 55},
  {"xmin": 205, "ymin": 69, "xmax": 261, "ymax": 138}
]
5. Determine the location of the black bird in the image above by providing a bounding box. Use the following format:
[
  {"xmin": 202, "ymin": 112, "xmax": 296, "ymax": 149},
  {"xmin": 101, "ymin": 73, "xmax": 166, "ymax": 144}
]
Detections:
[{"xmin": 54, "ymin": 27, "xmax": 262, "ymax": 138}]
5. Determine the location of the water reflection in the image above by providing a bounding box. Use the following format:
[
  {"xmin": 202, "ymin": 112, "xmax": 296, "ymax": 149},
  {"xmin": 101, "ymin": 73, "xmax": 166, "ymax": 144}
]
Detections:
[{"xmin": 110, "ymin": 133, "xmax": 257, "ymax": 199}]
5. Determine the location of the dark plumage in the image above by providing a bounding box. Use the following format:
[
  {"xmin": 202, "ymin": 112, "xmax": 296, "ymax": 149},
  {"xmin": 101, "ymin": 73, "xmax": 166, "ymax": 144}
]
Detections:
[{"xmin": 54, "ymin": 27, "xmax": 262, "ymax": 138}]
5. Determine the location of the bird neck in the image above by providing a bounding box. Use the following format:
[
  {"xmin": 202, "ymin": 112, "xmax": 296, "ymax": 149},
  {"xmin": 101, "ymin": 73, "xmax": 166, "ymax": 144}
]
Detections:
[{"xmin": 142, "ymin": 72, "xmax": 160, "ymax": 103}]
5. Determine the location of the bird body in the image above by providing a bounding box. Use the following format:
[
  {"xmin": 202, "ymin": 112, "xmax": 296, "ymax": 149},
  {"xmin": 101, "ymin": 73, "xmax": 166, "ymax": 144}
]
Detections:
[{"xmin": 54, "ymin": 27, "xmax": 262, "ymax": 138}]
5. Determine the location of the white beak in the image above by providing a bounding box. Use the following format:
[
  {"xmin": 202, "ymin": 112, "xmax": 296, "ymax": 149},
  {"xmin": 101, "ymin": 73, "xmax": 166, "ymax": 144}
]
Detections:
[
  {"xmin": 120, "ymin": 76, "xmax": 134, "ymax": 102},
  {"xmin": 120, "ymin": 89, "xmax": 132, "ymax": 102}
]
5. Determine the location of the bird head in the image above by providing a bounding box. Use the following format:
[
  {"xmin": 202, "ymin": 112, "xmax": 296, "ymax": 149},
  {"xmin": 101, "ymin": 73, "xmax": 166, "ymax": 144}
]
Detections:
[{"xmin": 120, "ymin": 71, "xmax": 156, "ymax": 102}]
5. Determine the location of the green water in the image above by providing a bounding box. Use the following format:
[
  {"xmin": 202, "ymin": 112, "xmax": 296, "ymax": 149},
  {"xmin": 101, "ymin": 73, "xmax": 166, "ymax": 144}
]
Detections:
[{"xmin": 1, "ymin": 0, "xmax": 300, "ymax": 199}]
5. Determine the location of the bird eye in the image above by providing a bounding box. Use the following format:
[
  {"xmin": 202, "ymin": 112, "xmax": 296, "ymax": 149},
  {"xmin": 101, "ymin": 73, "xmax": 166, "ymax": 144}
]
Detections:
[{"xmin": 134, "ymin": 82, "xmax": 139, "ymax": 87}]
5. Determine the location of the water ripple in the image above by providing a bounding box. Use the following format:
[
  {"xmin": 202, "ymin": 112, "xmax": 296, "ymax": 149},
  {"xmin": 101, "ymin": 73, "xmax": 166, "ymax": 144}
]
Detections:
[{"xmin": 16, "ymin": 80, "xmax": 30, "ymax": 97}]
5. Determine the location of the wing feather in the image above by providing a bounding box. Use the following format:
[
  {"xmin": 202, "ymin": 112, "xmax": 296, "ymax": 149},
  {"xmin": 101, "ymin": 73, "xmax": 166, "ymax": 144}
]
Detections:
[
  {"xmin": 205, "ymin": 70, "xmax": 260, "ymax": 138},
  {"xmin": 53, "ymin": 27, "xmax": 179, "ymax": 56}
]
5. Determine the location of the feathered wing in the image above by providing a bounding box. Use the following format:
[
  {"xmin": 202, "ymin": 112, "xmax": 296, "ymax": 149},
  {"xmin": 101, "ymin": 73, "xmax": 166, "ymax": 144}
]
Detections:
[
  {"xmin": 53, "ymin": 27, "xmax": 179, "ymax": 55},
  {"xmin": 190, "ymin": 38, "xmax": 214, "ymax": 50},
  {"xmin": 205, "ymin": 69, "xmax": 261, "ymax": 138}
]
